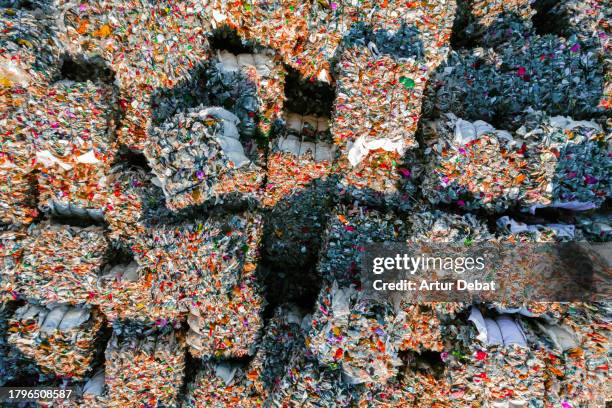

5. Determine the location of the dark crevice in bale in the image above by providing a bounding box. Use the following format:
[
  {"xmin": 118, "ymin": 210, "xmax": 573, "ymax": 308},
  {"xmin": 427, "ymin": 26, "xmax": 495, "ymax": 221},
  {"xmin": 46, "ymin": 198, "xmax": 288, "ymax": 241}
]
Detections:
[
  {"xmin": 60, "ymin": 54, "xmax": 116, "ymax": 84},
  {"xmin": 114, "ymin": 149, "xmax": 152, "ymax": 172},
  {"xmin": 283, "ymin": 66, "xmax": 336, "ymax": 117},
  {"xmin": 208, "ymin": 26, "xmax": 256, "ymax": 54},
  {"xmin": 400, "ymin": 350, "xmax": 446, "ymax": 380},
  {"xmin": 532, "ymin": 0, "xmax": 565, "ymax": 37},
  {"xmin": 179, "ymin": 347, "xmax": 202, "ymax": 404},
  {"xmin": 449, "ymin": 0, "xmax": 478, "ymax": 49},
  {"xmin": 48, "ymin": 213, "xmax": 107, "ymax": 228},
  {"xmin": 260, "ymin": 261, "xmax": 321, "ymax": 320},
  {"xmin": 103, "ymin": 245, "xmax": 135, "ymax": 271}
]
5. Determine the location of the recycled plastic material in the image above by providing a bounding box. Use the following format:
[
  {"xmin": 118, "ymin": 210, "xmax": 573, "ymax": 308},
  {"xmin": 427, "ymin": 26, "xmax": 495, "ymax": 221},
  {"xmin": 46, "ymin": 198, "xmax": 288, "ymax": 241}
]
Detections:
[
  {"xmin": 145, "ymin": 106, "xmax": 264, "ymax": 211},
  {"xmin": 32, "ymin": 80, "xmax": 117, "ymax": 219},
  {"xmin": 207, "ymin": 49, "xmax": 286, "ymax": 138},
  {"xmin": 422, "ymin": 113, "xmax": 611, "ymax": 212},
  {"xmin": 15, "ymin": 222, "xmax": 108, "ymax": 305},
  {"xmin": 105, "ymin": 330, "xmax": 185, "ymax": 408},
  {"xmin": 8, "ymin": 303, "xmax": 104, "ymax": 379},
  {"xmin": 133, "ymin": 212, "xmax": 264, "ymax": 358}
]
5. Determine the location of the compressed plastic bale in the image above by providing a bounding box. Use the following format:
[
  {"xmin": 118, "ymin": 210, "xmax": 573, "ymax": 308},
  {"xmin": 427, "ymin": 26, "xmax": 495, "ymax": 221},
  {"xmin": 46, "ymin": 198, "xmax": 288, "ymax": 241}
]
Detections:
[
  {"xmin": 58, "ymin": 0, "xmax": 212, "ymax": 150},
  {"xmin": 206, "ymin": 49, "xmax": 286, "ymax": 138},
  {"xmin": 0, "ymin": 8, "xmax": 63, "ymax": 87},
  {"xmin": 186, "ymin": 274, "xmax": 264, "ymax": 359},
  {"xmin": 104, "ymin": 330, "xmax": 185, "ymax": 408},
  {"xmin": 287, "ymin": 2, "xmax": 352, "ymax": 83},
  {"xmin": 308, "ymin": 282, "xmax": 404, "ymax": 384},
  {"xmin": 333, "ymin": 30, "xmax": 424, "ymax": 167},
  {"xmin": 519, "ymin": 115, "xmax": 610, "ymax": 212},
  {"xmin": 97, "ymin": 261, "xmax": 182, "ymax": 325},
  {"xmin": 308, "ymin": 206, "xmax": 412, "ymax": 384},
  {"xmin": 145, "ymin": 106, "xmax": 264, "ymax": 211},
  {"xmin": 422, "ymin": 113, "xmax": 611, "ymax": 213},
  {"xmin": 7, "ymin": 303, "xmax": 104, "ymax": 379},
  {"xmin": 430, "ymin": 34, "xmax": 606, "ymax": 128},
  {"xmin": 15, "ymin": 222, "xmax": 108, "ymax": 304},
  {"xmin": 184, "ymin": 305, "xmax": 305, "ymax": 407},
  {"xmin": 133, "ymin": 212, "xmax": 264, "ymax": 358},
  {"xmin": 421, "ymin": 114, "xmax": 529, "ymax": 212},
  {"xmin": 32, "ymin": 80, "xmax": 117, "ymax": 220},
  {"xmin": 541, "ymin": 0, "xmax": 610, "ymax": 46},
  {"xmin": 0, "ymin": 9, "xmax": 63, "ymax": 225},
  {"xmin": 545, "ymin": 303, "xmax": 611, "ymax": 405},
  {"xmin": 384, "ymin": 210, "xmax": 490, "ymax": 353},
  {"xmin": 332, "ymin": 10, "xmax": 455, "ymax": 207},
  {"xmin": 442, "ymin": 307, "xmax": 548, "ymax": 405},
  {"xmin": 0, "ymin": 229, "xmax": 27, "ymax": 301},
  {"xmin": 318, "ymin": 205, "xmax": 410, "ymax": 285},
  {"xmin": 269, "ymin": 340, "xmax": 355, "ymax": 407},
  {"xmin": 309, "ymin": 208, "xmax": 492, "ymax": 384},
  {"xmin": 104, "ymin": 163, "xmax": 171, "ymax": 247},
  {"xmin": 59, "ymin": 0, "xmax": 211, "ymax": 87}
]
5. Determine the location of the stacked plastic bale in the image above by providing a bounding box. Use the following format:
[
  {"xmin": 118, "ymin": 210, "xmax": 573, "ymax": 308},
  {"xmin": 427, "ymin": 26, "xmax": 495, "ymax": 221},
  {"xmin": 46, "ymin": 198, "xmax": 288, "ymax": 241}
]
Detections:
[
  {"xmin": 183, "ymin": 305, "xmax": 305, "ymax": 407},
  {"xmin": 440, "ymin": 306, "xmax": 547, "ymax": 406},
  {"xmin": 206, "ymin": 1, "xmax": 321, "ymax": 79},
  {"xmin": 359, "ymin": 212, "xmax": 487, "ymax": 405},
  {"xmin": 308, "ymin": 206, "xmax": 411, "ymax": 386},
  {"xmin": 332, "ymin": 0, "xmax": 456, "ymax": 209},
  {"xmin": 31, "ymin": 80, "xmax": 117, "ymax": 221},
  {"xmin": 429, "ymin": 35, "xmax": 606, "ymax": 129},
  {"xmin": 396, "ymin": 210, "xmax": 493, "ymax": 352},
  {"xmin": 263, "ymin": 112, "xmax": 337, "ymax": 269},
  {"xmin": 270, "ymin": 336, "xmax": 355, "ymax": 406},
  {"xmin": 145, "ymin": 106, "xmax": 264, "ymax": 210},
  {"xmin": 0, "ymin": 8, "xmax": 63, "ymax": 226},
  {"xmin": 15, "ymin": 222, "xmax": 108, "ymax": 304},
  {"xmin": 518, "ymin": 303, "xmax": 610, "ymax": 406},
  {"xmin": 104, "ymin": 330, "xmax": 185, "ymax": 408},
  {"xmin": 556, "ymin": 303, "xmax": 610, "ymax": 405},
  {"xmin": 103, "ymin": 163, "xmax": 171, "ymax": 248},
  {"xmin": 357, "ymin": 352, "xmax": 453, "ymax": 407},
  {"xmin": 290, "ymin": 1, "xmax": 353, "ymax": 83},
  {"xmin": 58, "ymin": 0, "xmax": 212, "ymax": 150},
  {"xmin": 421, "ymin": 113, "xmax": 611, "ymax": 213},
  {"xmin": 7, "ymin": 303, "xmax": 104, "ymax": 379},
  {"xmin": 206, "ymin": 49, "xmax": 286, "ymax": 139},
  {"xmin": 133, "ymin": 212, "xmax": 264, "ymax": 358},
  {"xmin": 524, "ymin": 303, "xmax": 609, "ymax": 405}
]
